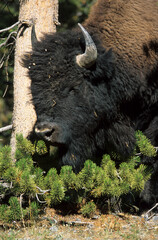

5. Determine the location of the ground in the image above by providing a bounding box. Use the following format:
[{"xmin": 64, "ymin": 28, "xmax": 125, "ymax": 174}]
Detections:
[{"xmin": 0, "ymin": 208, "xmax": 158, "ymax": 240}]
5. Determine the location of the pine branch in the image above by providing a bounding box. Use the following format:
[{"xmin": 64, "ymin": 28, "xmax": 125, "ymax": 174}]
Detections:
[{"xmin": 135, "ymin": 145, "xmax": 158, "ymax": 156}]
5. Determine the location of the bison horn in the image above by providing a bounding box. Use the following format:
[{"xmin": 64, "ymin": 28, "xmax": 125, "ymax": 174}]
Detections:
[{"xmin": 76, "ymin": 23, "xmax": 97, "ymax": 68}]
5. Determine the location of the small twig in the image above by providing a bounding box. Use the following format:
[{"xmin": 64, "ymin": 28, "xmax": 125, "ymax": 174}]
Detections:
[
  {"xmin": 36, "ymin": 186, "xmax": 51, "ymax": 203},
  {"xmin": 20, "ymin": 193, "xmax": 26, "ymax": 228},
  {"xmin": 53, "ymin": 17, "xmax": 61, "ymax": 26},
  {"xmin": 2, "ymin": 44, "xmax": 15, "ymax": 97},
  {"xmin": 116, "ymin": 171, "xmax": 122, "ymax": 181},
  {"xmin": 0, "ymin": 180, "xmax": 13, "ymax": 200},
  {"xmin": 135, "ymin": 146, "xmax": 158, "ymax": 156},
  {"xmin": 60, "ymin": 219, "xmax": 94, "ymax": 227},
  {"xmin": 145, "ymin": 203, "xmax": 158, "ymax": 215},
  {"xmin": 19, "ymin": 19, "xmax": 35, "ymax": 28},
  {"xmin": 0, "ymin": 19, "xmax": 34, "ymax": 36},
  {"xmin": 0, "ymin": 53, "xmax": 5, "ymax": 68},
  {"xmin": 0, "ymin": 181, "xmax": 10, "ymax": 188},
  {"xmin": 10, "ymin": 181, "xmax": 13, "ymax": 189},
  {"xmin": 0, "ymin": 124, "xmax": 12, "ymax": 133},
  {"xmin": 3, "ymin": 53, "xmax": 9, "ymax": 97},
  {"xmin": 36, "ymin": 193, "xmax": 47, "ymax": 204},
  {"xmin": 155, "ymin": 147, "xmax": 158, "ymax": 152},
  {"xmin": 36, "ymin": 186, "xmax": 51, "ymax": 194},
  {"xmin": 0, "ymin": 31, "xmax": 17, "ymax": 48},
  {"xmin": 0, "ymin": 21, "xmax": 20, "ymax": 33},
  {"xmin": 2, "ymin": 86, "xmax": 9, "ymax": 98},
  {"xmin": 135, "ymin": 153, "xmax": 142, "ymax": 156},
  {"xmin": 144, "ymin": 203, "xmax": 158, "ymax": 221}
]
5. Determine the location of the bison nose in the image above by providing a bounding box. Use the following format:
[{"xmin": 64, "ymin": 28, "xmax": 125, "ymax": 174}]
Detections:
[{"xmin": 35, "ymin": 122, "xmax": 60, "ymax": 142}]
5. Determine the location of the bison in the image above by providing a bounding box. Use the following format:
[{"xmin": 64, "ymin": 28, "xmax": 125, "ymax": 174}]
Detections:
[{"xmin": 24, "ymin": 0, "xmax": 158, "ymax": 209}]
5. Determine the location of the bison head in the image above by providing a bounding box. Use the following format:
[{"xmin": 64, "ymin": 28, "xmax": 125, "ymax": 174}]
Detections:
[{"xmin": 24, "ymin": 24, "xmax": 136, "ymax": 170}]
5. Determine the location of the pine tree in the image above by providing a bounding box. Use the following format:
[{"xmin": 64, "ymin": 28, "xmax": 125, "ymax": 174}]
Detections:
[{"xmin": 0, "ymin": 131, "xmax": 156, "ymax": 222}]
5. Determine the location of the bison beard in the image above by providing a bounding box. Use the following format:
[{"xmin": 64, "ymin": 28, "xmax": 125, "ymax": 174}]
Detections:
[{"xmin": 23, "ymin": 0, "xmax": 158, "ymax": 209}]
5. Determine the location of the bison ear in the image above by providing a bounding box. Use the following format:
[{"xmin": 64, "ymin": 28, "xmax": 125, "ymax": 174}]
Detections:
[{"xmin": 76, "ymin": 23, "xmax": 97, "ymax": 68}]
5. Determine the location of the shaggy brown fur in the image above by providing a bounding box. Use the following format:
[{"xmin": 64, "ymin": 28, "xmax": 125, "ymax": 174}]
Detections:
[{"xmin": 86, "ymin": 0, "xmax": 158, "ymax": 73}]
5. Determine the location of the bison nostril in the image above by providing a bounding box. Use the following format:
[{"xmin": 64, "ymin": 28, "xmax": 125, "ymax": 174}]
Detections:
[
  {"xmin": 35, "ymin": 122, "xmax": 60, "ymax": 142},
  {"xmin": 35, "ymin": 127, "xmax": 54, "ymax": 138},
  {"xmin": 45, "ymin": 128, "xmax": 55, "ymax": 138}
]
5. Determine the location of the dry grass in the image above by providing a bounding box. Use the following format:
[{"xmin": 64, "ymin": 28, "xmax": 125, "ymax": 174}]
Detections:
[{"xmin": 0, "ymin": 208, "xmax": 158, "ymax": 240}]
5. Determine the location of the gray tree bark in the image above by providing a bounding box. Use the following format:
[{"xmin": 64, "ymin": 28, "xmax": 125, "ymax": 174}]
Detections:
[{"xmin": 11, "ymin": 0, "xmax": 59, "ymax": 155}]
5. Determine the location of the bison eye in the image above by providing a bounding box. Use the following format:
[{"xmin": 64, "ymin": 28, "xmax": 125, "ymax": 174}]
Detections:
[
  {"xmin": 69, "ymin": 86, "xmax": 80, "ymax": 94},
  {"xmin": 69, "ymin": 87, "xmax": 75, "ymax": 93},
  {"xmin": 69, "ymin": 87, "xmax": 78, "ymax": 95}
]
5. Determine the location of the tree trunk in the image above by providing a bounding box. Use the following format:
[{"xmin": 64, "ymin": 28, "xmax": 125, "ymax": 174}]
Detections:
[{"xmin": 11, "ymin": 0, "xmax": 59, "ymax": 155}]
